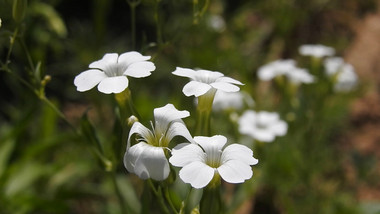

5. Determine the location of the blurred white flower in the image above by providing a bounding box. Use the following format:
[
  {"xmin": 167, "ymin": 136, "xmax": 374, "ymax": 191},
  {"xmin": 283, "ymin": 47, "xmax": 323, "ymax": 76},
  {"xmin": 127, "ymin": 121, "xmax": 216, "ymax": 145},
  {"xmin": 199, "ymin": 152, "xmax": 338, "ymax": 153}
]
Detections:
[
  {"xmin": 286, "ymin": 68, "xmax": 315, "ymax": 84},
  {"xmin": 212, "ymin": 91, "xmax": 254, "ymax": 112},
  {"xmin": 124, "ymin": 104, "xmax": 193, "ymax": 181},
  {"xmin": 74, "ymin": 51, "xmax": 155, "ymax": 94},
  {"xmin": 324, "ymin": 57, "xmax": 358, "ymax": 92},
  {"xmin": 172, "ymin": 67, "xmax": 243, "ymax": 97},
  {"xmin": 238, "ymin": 110, "xmax": 287, "ymax": 142},
  {"xmin": 258, "ymin": 59, "xmax": 296, "ymax": 81},
  {"xmin": 299, "ymin": 44, "xmax": 335, "ymax": 58},
  {"xmin": 207, "ymin": 14, "xmax": 226, "ymax": 32},
  {"xmin": 258, "ymin": 59, "xmax": 314, "ymax": 84},
  {"xmin": 169, "ymin": 135, "xmax": 258, "ymax": 189}
]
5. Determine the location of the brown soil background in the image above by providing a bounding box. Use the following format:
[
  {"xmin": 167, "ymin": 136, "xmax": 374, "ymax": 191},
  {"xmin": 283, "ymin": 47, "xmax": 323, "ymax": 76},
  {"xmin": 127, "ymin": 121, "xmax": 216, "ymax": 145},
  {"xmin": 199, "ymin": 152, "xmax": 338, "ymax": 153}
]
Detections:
[{"xmin": 345, "ymin": 3, "xmax": 380, "ymax": 201}]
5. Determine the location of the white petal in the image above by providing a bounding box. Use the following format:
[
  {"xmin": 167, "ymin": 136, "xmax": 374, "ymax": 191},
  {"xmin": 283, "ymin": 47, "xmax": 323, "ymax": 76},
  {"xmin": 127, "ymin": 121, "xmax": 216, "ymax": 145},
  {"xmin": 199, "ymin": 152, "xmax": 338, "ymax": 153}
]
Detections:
[
  {"xmin": 89, "ymin": 53, "xmax": 118, "ymax": 70},
  {"xmin": 257, "ymin": 111, "xmax": 279, "ymax": 123},
  {"xmin": 195, "ymin": 69, "xmax": 224, "ymax": 80},
  {"xmin": 154, "ymin": 104, "xmax": 190, "ymax": 124},
  {"xmin": 257, "ymin": 67, "xmax": 276, "ymax": 81},
  {"xmin": 218, "ymin": 160, "xmax": 253, "ymax": 183},
  {"xmin": 123, "ymin": 142, "xmax": 147, "ymax": 174},
  {"xmin": 118, "ymin": 51, "xmax": 151, "ymax": 66},
  {"xmin": 134, "ymin": 145, "xmax": 170, "ymax": 180},
  {"xmin": 165, "ymin": 122, "xmax": 194, "ymax": 144},
  {"xmin": 216, "ymin": 76, "xmax": 243, "ymax": 85},
  {"xmin": 222, "ymin": 144, "xmax": 258, "ymax": 165},
  {"xmin": 238, "ymin": 111, "xmax": 256, "ymax": 126},
  {"xmin": 210, "ymin": 82, "xmax": 240, "ymax": 92},
  {"xmin": 252, "ymin": 129, "xmax": 276, "ymax": 142},
  {"xmin": 183, "ymin": 81, "xmax": 212, "ymax": 97},
  {"xmin": 127, "ymin": 122, "xmax": 153, "ymax": 149},
  {"xmin": 74, "ymin": 69, "xmax": 107, "ymax": 92},
  {"xmin": 169, "ymin": 143, "xmax": 205, "ymax": 167},
  {"xmin": 124, "ymin": 61, "xmax": 155, "ymax": 78},
  {"xmin": 97, "ymin": 76, "xmax": 129, "ymax": 94},
  {"xmin": 179, "ymin": 161, "xmax": 214, "ymax": 189},
  {"xmin": 172, "ymin": 67, "xmax": 197, "ymax": 79},
  {"xmin": 195, "ymin": 135, "xmax": 227, "ymax": 152},
  {"xmin": 270, "ymin": 120, "xmax": 288, "ymax": 136}
]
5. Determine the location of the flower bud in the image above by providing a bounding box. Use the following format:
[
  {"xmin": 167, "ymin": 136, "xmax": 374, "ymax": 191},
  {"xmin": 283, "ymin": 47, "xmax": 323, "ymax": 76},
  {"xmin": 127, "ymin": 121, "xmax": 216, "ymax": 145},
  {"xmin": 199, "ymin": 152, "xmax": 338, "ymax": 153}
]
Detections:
[
  {"xmin": 127, "ymin": 115, "xmax": 138, "ymax": 127},
  {"xmin": 12, "ymin": 0, "xmax": 28, "ymax": 23}
]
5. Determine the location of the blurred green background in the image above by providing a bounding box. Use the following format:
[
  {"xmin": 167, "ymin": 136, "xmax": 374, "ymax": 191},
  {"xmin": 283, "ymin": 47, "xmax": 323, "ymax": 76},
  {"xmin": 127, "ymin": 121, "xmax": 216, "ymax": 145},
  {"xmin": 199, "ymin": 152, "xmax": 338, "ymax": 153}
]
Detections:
[{"xmin": 1, "ymin": 0, "xmax": 380, "ymax": 213}]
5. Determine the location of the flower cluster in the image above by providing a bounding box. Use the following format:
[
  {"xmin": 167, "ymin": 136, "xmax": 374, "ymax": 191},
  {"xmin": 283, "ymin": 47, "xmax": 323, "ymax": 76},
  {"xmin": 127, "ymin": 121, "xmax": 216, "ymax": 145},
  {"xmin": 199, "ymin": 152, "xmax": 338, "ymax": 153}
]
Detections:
[
  {"xmin": 74, "ymin": 52, "xmax": 265, "ymax": 189},
  {"xmin": 257, "ymin": 44, "xmax": 358, "ymax": 94}
]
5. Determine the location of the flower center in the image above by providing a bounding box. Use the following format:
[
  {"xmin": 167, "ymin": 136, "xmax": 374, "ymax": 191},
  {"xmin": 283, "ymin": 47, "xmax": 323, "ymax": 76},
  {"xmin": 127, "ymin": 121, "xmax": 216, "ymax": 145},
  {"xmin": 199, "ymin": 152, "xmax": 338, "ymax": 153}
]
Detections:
[
  {"xmin": 205, "ymin": 147, "xmax": 222, "ymax": 168},
  {"xmin": 194, "ymin": 72, "xmax": 218, "ymax": 84},
  {"xmin": 103, "ymin": 64, "xmax": 125, "ymax": 77},
  {"xmin": 255, "ymin": 120, "xmax": 268, "ymax": 129}
]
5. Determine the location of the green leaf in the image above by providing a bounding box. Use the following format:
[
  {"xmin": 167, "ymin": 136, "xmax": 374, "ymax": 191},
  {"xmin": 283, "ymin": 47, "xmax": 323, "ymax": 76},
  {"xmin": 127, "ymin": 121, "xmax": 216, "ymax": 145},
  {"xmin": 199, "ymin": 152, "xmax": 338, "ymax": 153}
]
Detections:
[{"xmin": 0, "ymin": 139, "xmax": 15, "ymax": 178}]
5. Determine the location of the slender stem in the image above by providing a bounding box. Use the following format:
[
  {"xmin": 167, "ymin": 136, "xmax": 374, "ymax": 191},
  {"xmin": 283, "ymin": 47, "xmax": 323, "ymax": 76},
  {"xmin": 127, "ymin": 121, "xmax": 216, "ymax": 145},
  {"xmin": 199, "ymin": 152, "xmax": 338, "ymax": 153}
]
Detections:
[
  {"xmin": 180, "ymin": 187, "xmax": 193, "ymax": 213},
  {"xmin": 40, "ymin": 95, "xmax": 79, "ymax": 133},
  {"xmin": 194, "ymin": 109, "xmax": 211, "ymax": 136},
  {"xmin": 19, "ymin": 37, "xmax": 35, "ymax": 71},
  {"xmin": 147, "ymin": 180, "xmax": 171, "ymax": 214},
  {"xmin": 192, "ymin": 0, "xmax": 199, "ymax": 24},
  {"xmin": 131, "ymin": 4, "xmax": 136, "ymax": 50},
  {"xmin": 110, "ymin": 171, "xmax": 129, "ymax": 214},
  {"xmin": 199, "ymin": 0, "xmax": 210, "ymax": 18},
  {"xmin": 5, "ymin": 27, "xmax": 19, "ymax": 65},
  {"xmin": 200, "ymin": 185, "xmax": 223, "ymax": 214},
  {"xmin": 164, "ymin": 186, "xmax": 179, "ymax": 214},
  {"xmin": 154, "ymin": 0, "xmax": 163, "ymax": 45},
  {"xmin": 194, "ymin": 90, "xmax": 216, "ymax": 136},
  {"xmin": 126, "ymin": 0, "xmax": 141, "ymax": 50}
]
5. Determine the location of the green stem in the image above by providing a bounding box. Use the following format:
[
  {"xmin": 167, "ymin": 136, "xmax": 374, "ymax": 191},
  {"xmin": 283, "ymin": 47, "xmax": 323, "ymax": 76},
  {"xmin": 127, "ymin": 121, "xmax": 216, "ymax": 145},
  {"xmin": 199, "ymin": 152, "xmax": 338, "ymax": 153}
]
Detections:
[
  {"xmin": 164, "ymin": 186, "xmax": 179, "ymax": 214},
  {"xmin": 192, "ymin": 0, "xmax": 199, "ymax": 24},
  {"xmin": 195, "ymin": 109, "xmax": 211, "ymax": 136},
  {"xmin": 194, "ymin": 90, "xmax": 216, "ymax": 136},
  {"xmin": 5, "ymin": 27, "xmax": 19, "ymax": 65},
  {"xmin": 126, "ymin": 0, "xmax": 141, "ymax": 50},
  {"xmin": 147, "ymin": 180, "xmax": 171, "ymax": 214},
  {"xmin": 199, "ymin": 0, "xmax": 210, "ymax": 18},
  {"xmin": 110, "ymin": 171, "xmax": 129, "ymax": 214},
  {"xmin": 154, "ymin": 0, "xmax": 163, "ymax": 45},
  {"xmin": 200, "ymin": 185, "xmax": 223, "ymax": 214},
  {"xmin": 19, "ymin": 37, "xmax": 35, "ymax": 71}
]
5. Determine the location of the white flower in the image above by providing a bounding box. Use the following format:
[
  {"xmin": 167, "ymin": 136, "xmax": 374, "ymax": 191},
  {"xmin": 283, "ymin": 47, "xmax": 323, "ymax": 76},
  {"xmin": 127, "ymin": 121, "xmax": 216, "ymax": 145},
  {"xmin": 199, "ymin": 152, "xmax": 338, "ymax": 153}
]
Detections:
[
  {"xmin": 286, "ymin": 68, "xmax": 315, "ymax": 84},
  {"xmin": 169, "ymin": 135, "xmax": 258, "ymax": 189},
  {"xmin": 74, "ymin": 51, "xmax": 155, "ymax": 94},
  {"xmin": 257, "ymin": 59, "xmax": 296, "ymax": 81},
  {"xmin": 212, "ymin": 91, "xmax": 254, "ymax": 112},
  {"xmin": 207, "ymin": 15, "xmax": 226, "ymax": 32},
  {"xmin": 238, "ymin": 110, "xmax": 287, "ymax": 142},
  {"xmin": 258, "ymin": 60, "xmax": 314, "ymax": 84},
  {"xmin": 299, "ymin": 44, "xmax": 335, "ymax": 58},
  {"xmin": 324, "ymin": 57, "xmax": 358, "ymax": 92},
  {"xmin": 124, "ymin": 104, "xmax": 194, "ymax": 181},
  {"xmin": 324, "ymin": 57, "xmax": 345, "ymax": 76},
  {"xmin": 172, "ymin": 67, "xmax": 243, "ymax": 97},
  {"xmin": 335, "ymin": 66, "xmax": 358, "ymax": 92}
]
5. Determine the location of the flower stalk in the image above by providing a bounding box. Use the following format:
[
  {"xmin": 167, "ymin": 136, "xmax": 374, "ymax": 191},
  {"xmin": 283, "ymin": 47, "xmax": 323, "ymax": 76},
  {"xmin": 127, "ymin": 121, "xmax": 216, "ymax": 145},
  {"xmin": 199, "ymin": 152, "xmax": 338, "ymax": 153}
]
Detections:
[
  {"xmin": 194, "ymin": 89, "xmax": 216, "ymax": 136},
  {"xmin": 200, "ymin": 183, "xmax": 223, "ymax": 214}
]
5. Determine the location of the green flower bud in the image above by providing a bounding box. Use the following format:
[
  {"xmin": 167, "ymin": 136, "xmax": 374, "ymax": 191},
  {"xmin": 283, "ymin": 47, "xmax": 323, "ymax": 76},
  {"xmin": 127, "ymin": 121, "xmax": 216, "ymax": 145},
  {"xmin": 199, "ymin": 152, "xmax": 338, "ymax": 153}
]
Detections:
[{"xmin": 12, "ymin": 0, "xmax": 28, "ymax": 23}]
